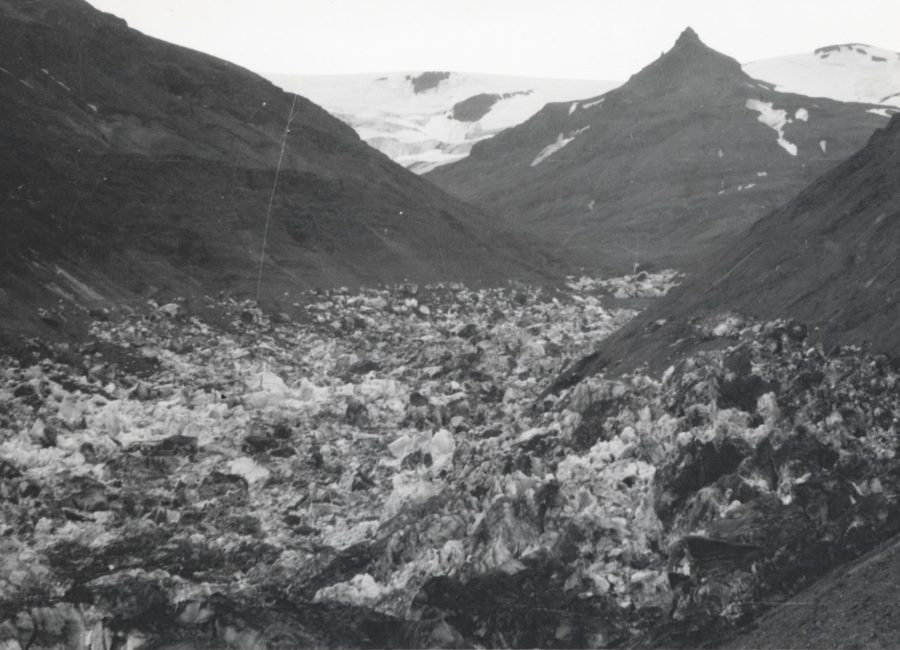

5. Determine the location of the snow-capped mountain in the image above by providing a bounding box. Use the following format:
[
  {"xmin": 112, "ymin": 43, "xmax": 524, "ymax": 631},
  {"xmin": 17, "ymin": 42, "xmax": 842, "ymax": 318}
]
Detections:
[
  {"xmin": 265, "ymin": 44, "xmax": 900, "ymax": 176},
  {"xmin": 427, "ymin": 29, "xmax": 889, "ymax": 274},
  {"xmin": 744, "ymin": 43, "xmax": 900, "ymax": 109},
  {"xmin": 266, "ymin": 71, "xmax": 618, "ymax": 173}
]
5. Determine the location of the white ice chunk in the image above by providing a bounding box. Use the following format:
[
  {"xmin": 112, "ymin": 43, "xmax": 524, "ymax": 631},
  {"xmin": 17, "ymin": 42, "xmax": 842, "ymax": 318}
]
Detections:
[
  {"xmin": 314, "ymin": 573, "xmax": 387, "ymax": 606},
  {"xmin": 247, "ymin": 370, "xmax": 289, "ymax": 395},
  {"xmin": 430, "ymin": 429, "xmax": 456, "ymax": 467},
  {"xmin": 227, "ymin": 457, "xmax": 270, "ymax": 484}
]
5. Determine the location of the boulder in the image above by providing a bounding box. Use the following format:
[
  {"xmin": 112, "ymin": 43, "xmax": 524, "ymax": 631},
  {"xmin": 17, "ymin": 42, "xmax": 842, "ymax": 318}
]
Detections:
[
  {"xmin": 344, "ymin": 399, "xmax": 370, "ymax": 428},
  {"xmin": 653, "ymin": 437, "xmax": 752, "ymax": 526}
]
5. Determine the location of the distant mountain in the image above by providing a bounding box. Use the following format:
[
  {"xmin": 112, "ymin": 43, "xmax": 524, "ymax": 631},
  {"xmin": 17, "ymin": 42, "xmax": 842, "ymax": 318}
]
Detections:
[
  {"xmin": 745, "ymin": 43, "xmax": 900, "ymax": 109},
  {"xmin": 557, "ymin": 113, "xmax": 900, "ymax": 380},
  {"xmin": 426, "ymin": 28, "xmax": 889, "ymax": 274},
  {"xmin": 0, "ymin": 0, "xmax": 555, "ymax": 342},
  {"xmin": 266, "ymin": 71, "xmax": 618, "ymax": 173}
]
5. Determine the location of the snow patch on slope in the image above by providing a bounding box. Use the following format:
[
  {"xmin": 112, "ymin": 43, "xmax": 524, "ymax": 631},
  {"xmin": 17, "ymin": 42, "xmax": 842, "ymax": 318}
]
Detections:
[
  {"xmin": 868, "ymin": 107, "xmax": 899, "ymax": 118},
  {"xmin": 531, "ymin": 133, "xmax": 575, "ymax": 167},
  {"xmin": 745, "ymin": 99, "xmax": 799, "ymax": 156},
  {"xmin": 531, "ymin": 126, "xmax": 590, "ymax": 167},
  {"xmin": 41, "ymin": 68, "xmax": 71, "ymax": 92}
]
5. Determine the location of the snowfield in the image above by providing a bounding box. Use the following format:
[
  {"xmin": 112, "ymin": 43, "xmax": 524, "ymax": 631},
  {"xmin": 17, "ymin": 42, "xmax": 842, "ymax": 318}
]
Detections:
[
  {"xmin": 258, "ymin": 44, "xmax": 900, "ymax": 176},
  {"xmin": 745, "ymin": 43, "xmax": 900, "ymax": 108},
  {"xmin": 265, "ymin": 71, "xmax": 618, "ymax": 173}
]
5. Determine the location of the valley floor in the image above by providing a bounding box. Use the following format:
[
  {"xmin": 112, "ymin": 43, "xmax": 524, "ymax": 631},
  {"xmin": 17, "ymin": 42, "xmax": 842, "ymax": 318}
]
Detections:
[{"xmin": 1, "ymin": 271, "xmax": 898, "ymax": 649}]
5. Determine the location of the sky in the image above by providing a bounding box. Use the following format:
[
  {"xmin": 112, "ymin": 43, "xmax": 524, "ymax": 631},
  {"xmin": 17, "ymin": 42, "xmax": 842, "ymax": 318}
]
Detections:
[{"xmin": 85, "ymin": 0, "xmax": 900, "ymax": 80}]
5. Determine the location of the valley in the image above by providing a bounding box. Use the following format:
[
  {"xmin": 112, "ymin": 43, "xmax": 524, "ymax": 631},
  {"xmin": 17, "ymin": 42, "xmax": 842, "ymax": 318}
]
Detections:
[{"xmin": 3, "ymin": 1, "xmax": 900, "ymax": 648}]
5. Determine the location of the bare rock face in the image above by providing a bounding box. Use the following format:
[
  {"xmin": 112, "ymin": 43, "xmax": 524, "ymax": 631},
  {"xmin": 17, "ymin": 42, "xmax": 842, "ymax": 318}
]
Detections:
[{"xmin": 407, "ymin": 71, "xmax": 452, "ymax": 94}]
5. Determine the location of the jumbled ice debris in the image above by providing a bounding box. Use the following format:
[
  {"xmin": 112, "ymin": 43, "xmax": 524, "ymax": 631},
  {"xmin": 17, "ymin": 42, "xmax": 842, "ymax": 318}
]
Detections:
[{"xmin": 1, "ymin": 271, "xmax": 899, "ymax": 648}]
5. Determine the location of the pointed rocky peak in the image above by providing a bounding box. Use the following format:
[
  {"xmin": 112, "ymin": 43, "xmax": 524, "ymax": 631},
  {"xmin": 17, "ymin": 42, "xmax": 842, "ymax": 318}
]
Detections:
[
  {"xmin": 667, "ymin": 26, "xmax": 723, "ymax": 58},
  {"xmin": 674, "ymin": 26, "xmax": 702, "ymax": 47},
  {"xmin": 623, "ymin": 27, "xmax": 749, "ymax": 94}
]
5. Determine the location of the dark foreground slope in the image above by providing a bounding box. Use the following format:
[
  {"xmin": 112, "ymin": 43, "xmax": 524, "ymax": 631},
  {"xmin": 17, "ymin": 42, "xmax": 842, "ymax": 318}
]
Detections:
[
  {"xmin": 727, "ymin": 533, "xmax": 900, "ymax": 648},
  {"xmin": 555, "ymin": 113, "xmax": 900, "ymax": 385},
  {"xmin": 0, "ymin": 0, "xmax": 553, "ymax": 343},
  {"xmin": 428, "ymin": 28, "xmax": 888, "ymax": 273}
]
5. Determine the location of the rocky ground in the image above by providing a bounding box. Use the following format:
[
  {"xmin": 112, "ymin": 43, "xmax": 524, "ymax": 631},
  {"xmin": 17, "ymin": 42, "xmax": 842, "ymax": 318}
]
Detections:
[{"xmin": 1, "ymin": 271, "xmax": 899, "ymax": 649}]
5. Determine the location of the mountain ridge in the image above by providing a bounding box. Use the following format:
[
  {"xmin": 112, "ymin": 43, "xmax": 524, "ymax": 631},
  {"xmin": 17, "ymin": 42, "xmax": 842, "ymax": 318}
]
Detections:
[
  {"xmin": 624, "ymin": 26, "xmax": 746, "ymax": 93},
  {"xmin": 427, "ymin": 28, "xmax": 889, "ymax": 274},
  {"xmin": 0, "ymin": 0, "xmax": 558, "ymax": 345},
  {"xmin": 553, "ymin": 112, "xmax": 900, "ymax": 385}
]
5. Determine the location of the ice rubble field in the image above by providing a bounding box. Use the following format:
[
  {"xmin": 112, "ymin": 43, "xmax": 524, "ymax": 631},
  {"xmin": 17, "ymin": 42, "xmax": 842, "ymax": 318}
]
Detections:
[{"xmin": 2, "ymin": 270, "xmax": 900, "ymax": 648}]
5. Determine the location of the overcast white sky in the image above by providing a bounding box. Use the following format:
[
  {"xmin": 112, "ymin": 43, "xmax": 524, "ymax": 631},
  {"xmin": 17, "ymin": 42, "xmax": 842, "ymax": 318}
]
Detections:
[{"xmin": 86, "ymin": 0, "xmax": 900, "ymax": 80}]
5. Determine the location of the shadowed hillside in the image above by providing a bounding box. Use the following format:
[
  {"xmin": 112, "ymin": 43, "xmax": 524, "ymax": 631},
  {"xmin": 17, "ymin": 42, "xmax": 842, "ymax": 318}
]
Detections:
[{"xmin": 0, "ymin": 0, "xmax": 556, "ymax": 344}]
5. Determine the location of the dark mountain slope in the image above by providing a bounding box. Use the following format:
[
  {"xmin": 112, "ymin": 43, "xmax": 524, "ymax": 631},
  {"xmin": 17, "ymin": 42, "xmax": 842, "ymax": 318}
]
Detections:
[
  {"xmin": 0, "ymin": 0, "xmax": 554, "ymax": 342},
  {"xmin": 555, "ymin": 113, "xmax": 900, "ymax": 384},
  {"xmin": 427, "ymin": 28, "xmax": 888, "ymax": 273},
  {"xmin": 726, "ymin": 532, "xmax": 900, "ymax": 648}
]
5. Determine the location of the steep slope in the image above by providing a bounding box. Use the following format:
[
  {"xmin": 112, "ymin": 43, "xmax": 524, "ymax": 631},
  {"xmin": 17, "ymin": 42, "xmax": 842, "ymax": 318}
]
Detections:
[
  {"xmin": 427, "ymin": 28, "xmax": 889, "ymax": 273},
  {"xmin": 0, "ymin": 0, "xmax": 554, "ymax": 343},
  {"xmin": 745, "ymin": 43, "xmax": 900, "ymax": 109},
  {"xmin": 266, "ymin": 71, "xmax": 618, "ymax": 173},
  {"xmin": 726, "ymin": 532, "xmax": 900, "ymax": 648},
  {"xmin": 558, "ymin": 113, "xmax": 900, "ymax": 382}
]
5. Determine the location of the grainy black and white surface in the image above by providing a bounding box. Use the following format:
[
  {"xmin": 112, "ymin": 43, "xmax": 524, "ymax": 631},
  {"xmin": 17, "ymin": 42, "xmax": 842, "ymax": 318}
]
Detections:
[{"xmin": 3, "ymin": 1, "xmax": 900, "ymax": 648}]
